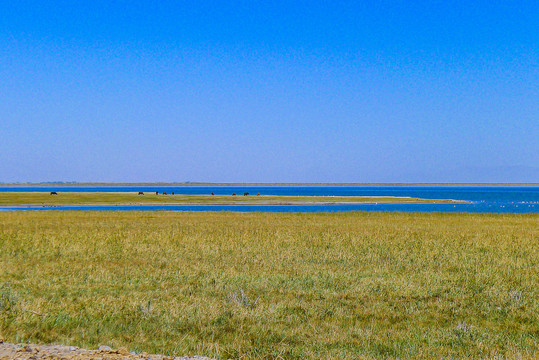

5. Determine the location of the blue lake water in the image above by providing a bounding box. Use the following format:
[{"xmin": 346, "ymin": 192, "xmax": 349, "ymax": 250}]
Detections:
[{"xmin": 0, "ymin": 186, "xmax": 537, "ymax": 213}]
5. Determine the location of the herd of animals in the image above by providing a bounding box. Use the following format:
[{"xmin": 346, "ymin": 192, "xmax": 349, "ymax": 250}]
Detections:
[{"xmin": 139, "ymin": 191, "xmax": 261, "ymax": 196}]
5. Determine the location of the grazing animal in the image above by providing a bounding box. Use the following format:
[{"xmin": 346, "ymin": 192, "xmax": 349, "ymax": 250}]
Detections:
[
  {"xmin": 172, "ymin": 192, "xmax": 175, "ymax": 195},
  {"xmin": 232, "ymin": 193, "xmax": 236, "ymax": 196},
  {"xmin": 138, "ymin": 192, "xmax": 144, "ymax": 195},
  {"xmin": 257, "ymin": 192, "xmax": 260, "ymax": 196},
  {"xmin": 243, "ymin": 192, "xmax": 249, "ymax": 196},
  {"xmin": 155, "ymin": 191, "xmax": 159, "ymax": 195},
  {"xmin": 50, "ymin": 191, "xmax": 58, "ymax": 195},
  {"xmin": 163, "ymin": 192, "xmax": 167, "ymax": 195},
  {"xmin": 211, "ymin": 192, "xmax": 215, "ymax": 195}
]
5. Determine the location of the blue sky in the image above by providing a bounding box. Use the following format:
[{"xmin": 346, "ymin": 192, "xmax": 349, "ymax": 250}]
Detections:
[{"xmin": 1, "ymin": 1, "xmax": 537, "ymax": 182}]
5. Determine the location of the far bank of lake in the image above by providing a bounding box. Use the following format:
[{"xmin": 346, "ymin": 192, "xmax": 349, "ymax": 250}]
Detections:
[{"xmin": 0, "ymin": 186, "xmax": 537, "ymax": 213}]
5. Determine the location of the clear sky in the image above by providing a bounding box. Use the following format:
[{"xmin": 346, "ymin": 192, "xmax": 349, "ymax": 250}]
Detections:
[{"xmin": 1, "ymin": 1, "xmax": 537, "ymax": 183}]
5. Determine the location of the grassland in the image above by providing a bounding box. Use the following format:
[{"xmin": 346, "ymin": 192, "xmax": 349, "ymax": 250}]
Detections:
[
  {"xmin": 0, "ymin": 211, "xmax": 537, "ymax": 359},
  {"xmin": 0, "ymin": 192, "xmax": 462, "ymax": 206}
]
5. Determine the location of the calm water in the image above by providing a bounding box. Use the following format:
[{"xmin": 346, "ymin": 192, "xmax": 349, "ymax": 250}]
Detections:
[{"xmin": 0, "ymin": 186, "xmax": 537, "ymax": 213}]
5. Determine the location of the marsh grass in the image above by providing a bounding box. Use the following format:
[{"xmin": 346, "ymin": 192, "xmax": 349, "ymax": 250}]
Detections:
[
  {"xmin": 0, "ymin": 211, "xmax": 537, "ymax": 359},
  {"xmin": 0, "ymin": 192, "xmax": 461, "ymax": 206}
]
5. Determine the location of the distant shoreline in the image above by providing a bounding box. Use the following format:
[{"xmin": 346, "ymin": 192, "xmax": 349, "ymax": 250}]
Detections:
[
  {"xmin": 0, "ymin": 192, "xmax": 466, "ymax": 206},
  {"xmin": 0, "ymin": 182, "xmax": 537, "ymax": 187}
]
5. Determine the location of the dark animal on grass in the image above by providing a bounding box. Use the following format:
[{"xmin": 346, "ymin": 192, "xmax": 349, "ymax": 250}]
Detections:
[
  {"xmin": 257, "ymin": 192, "xmax": 260, "ymax": 196},
  {"xmin": 163, "ymin": 192, "xmax": 167, "ymax": 195},
  {"xmin": 50, "ymin": 192, "xmax": 58, "ymax": 195},
  {"xmin": 138, "ymin": 192, "xmax": 144, "ymax": 195},
  {"xmin": 243, "ymin": 192, "xmax": 249, "ymax": 196},
  {"xmin": 211, "ymin": 192, "xmax": 215, "ymax": 195},
  {"xmin": 155, "ymin": 191, "xmax": 158, "ymax": 195},
  {"xmin": 232, "ymin": 193, "xmax": 236, "ymax": 196},
  {"xmin": 172, "ymin": 192, "xmax": 174, "ymax": 195}
]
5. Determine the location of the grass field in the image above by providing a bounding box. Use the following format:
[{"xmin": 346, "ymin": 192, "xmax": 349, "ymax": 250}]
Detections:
[
  {"xmin": 0, "ymin": 192, "xmax": 462, "ymax": 206},
  {"xmin": 0, "ymin": 211, "xmax": 537, "ymax": 359}
]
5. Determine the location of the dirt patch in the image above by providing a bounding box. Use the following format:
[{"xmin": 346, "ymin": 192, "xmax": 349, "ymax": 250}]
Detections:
[{"xmin": 0, "ymin": 342, "xmax": 216, "ymax": 360}]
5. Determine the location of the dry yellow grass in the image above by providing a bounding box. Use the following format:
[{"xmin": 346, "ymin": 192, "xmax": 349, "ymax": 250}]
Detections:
[{"xmin": 0, "ymin": 211, "xmax": 537, "ymax": 359}]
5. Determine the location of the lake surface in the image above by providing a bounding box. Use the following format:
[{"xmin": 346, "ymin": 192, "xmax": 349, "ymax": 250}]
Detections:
[{"xmin": 0, "ymin": 186, "xmax": 537, "ymax": 213}]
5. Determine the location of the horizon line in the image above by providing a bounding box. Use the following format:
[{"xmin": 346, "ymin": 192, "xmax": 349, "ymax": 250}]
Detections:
[{"xmin": 1, "ymin": 182, "xmax": 538, "ymax": 187}]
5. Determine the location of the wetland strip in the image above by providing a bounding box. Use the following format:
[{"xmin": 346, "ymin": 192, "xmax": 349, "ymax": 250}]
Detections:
[{"xmin": 0, "ymin": 192, "xmax": 464, "ymax": 206}]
